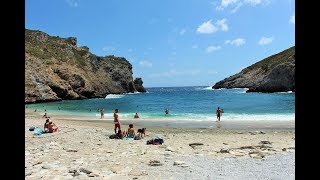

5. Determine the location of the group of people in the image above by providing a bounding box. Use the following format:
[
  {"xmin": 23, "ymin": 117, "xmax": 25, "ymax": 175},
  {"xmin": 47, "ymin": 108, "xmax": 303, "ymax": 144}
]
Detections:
[
  {"xmin": 113, "ymin": 109, "xmax": 146, "ymax": 139},
  {"xmin": 42, "ymin": 113, "xmax": 58, "ymax": 133}
]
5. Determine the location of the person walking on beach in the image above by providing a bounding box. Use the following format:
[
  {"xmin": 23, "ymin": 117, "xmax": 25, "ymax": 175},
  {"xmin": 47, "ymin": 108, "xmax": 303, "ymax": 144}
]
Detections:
[
  {"xmin": 100, "ymin": 108, "xmax": 105, "ymax": 119},
  {"xmin": 114, "ymin": 109, "xmax": 121, "ymax": 133},
  {"xmin": 216, "ymin": 107, "xmax": 222, "ymax": 121},
  {"xmin": 134, "ymin": 113, "xmax": 139, "ymax": 118}
]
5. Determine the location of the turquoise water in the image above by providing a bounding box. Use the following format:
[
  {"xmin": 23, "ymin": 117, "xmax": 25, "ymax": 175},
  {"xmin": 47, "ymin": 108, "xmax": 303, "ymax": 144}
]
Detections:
[{"xmin": 25, "ymin": 86, "xmax": 295, "ymax": 121}]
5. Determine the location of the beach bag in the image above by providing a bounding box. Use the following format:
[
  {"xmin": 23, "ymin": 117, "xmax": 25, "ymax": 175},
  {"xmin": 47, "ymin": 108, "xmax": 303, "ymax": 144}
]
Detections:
[
  {"xmin": 29, "ymin": 126, "xmax": 35, "ymax": 131},
  {"xmin": 109, "ymin": 134, "xmax": 119, "ymax": 139},
  {"xmin": 154, "ymin": 138, "xmax": 164, "ymax": 145},
  {"xmin": 134, "ymin": 136, "xmax": 142, "ymax": 140}
]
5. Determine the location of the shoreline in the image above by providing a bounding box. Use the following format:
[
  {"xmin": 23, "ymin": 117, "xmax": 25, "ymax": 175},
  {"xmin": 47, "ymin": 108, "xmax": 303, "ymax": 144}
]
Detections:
[{"xmin": 26, "ymin": 111, "xmax": 295, "ymax": 129}]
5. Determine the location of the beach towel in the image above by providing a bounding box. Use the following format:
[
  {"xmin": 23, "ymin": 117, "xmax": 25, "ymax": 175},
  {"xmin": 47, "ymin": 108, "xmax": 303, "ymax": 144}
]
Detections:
[
  {"xmin": 34, "ymin": 128, "xmax": 43, "ymax": 135},
  {"xmin": 123, "ymin": 137, "xmax": 134, "ymax": 140}
]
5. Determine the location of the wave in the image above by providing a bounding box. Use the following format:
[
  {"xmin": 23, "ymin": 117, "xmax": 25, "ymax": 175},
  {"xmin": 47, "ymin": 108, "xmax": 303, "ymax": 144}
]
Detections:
[
  {"xmin": 202, "ymin": 86, "xmax": 213, "ymax": 90},
  {"xmin": 277, "ymin": 91, "xmax": 295, "ymax": 94},
  {"xmin": 105, "ymin": 94, "xmax": 125, "ymax": 99}
]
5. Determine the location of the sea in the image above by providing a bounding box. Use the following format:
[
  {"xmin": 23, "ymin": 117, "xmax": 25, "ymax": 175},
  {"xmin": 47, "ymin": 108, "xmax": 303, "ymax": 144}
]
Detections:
[{"xmin": 25, "ymin": 86, "xmax": 295, "ymax": 122}]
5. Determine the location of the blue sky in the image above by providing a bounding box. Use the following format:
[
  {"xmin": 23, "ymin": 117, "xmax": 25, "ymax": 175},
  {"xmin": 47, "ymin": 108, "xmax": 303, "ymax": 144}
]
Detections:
[{"xmin": 26, "ymin": 0, "xmax": 295, "ymax": 87}]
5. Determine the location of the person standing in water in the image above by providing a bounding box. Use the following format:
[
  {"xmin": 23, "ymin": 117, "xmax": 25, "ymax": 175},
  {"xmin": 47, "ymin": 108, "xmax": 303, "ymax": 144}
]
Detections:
[
  {"xmin": 164, "ymin": 108, "xmax": 169, "ymax": 115},
  {"xmin": 216, "ymin": 107, "xmax": 223, "ymax": 121},
  {"xmin": 100, "ymin": 108, "xmax": 105, "ymax": 119},
  {"xmin": 113, "ymin": 109, "xmax": 121, "ymax": 134}
]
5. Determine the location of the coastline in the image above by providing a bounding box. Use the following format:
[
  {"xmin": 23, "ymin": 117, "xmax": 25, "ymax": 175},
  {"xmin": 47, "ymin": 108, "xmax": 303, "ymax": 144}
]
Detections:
[{"xmin": 25, "ymin": 111, "xmax": 295, "ymax": 179}]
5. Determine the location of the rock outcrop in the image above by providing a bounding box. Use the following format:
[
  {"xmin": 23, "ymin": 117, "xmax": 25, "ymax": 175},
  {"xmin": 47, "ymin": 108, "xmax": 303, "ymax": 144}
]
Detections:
[
  {"xmin": 212, "ymin": 46, "xmax": 295, "ymax": 92},
  {"xmin": 25, "ymin": 29, "xmax": 145, "ymax": 103}
]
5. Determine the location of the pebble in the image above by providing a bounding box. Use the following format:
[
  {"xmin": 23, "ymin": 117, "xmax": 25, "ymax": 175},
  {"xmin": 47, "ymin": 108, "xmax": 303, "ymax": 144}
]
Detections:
[{"xmin": 173, "ymin": 161, "xmax": 186, "ymax": 165}]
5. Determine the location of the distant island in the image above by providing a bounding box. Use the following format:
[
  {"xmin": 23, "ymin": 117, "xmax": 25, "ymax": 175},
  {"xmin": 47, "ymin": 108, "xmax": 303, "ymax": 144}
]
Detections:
[
  {"xmin": 25, "ymin": 29, "xmax": 146, "ymax": 103},
  {"xmin": 212, "ymin": 46, "xmax": 295, "ymax": 93}
]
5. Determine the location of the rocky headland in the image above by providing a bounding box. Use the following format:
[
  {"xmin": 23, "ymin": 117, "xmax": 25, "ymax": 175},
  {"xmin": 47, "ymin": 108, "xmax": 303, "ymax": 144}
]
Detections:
[
  {"xmin": 25, "ymin": 29, "xmax": 145, "ymax": 103},
  {"xmin": 212, "ymin": 46, "xmax": 295, "ymax": 93}
]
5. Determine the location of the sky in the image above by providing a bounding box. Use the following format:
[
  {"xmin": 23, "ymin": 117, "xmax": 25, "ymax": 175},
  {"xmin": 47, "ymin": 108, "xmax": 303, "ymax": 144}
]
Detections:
[{"xmin": 26, "ymin": 0, "xmax": 295, "ymax": 88}]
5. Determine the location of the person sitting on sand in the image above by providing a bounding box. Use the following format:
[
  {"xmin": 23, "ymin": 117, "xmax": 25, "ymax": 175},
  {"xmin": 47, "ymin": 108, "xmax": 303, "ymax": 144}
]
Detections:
[
  {"xmin": 126, "ymin": 124, "xmax": 136, "ymax": 138},
  {"xmin": 43, "ymin": 119, "xmax": 50, "ymax": 133},
  {"xmin": 116, "ymin": 129, "xmax": 127, "ymax": 139},
  {"xmin": 134, "ymin": 113, "xmax": 139, "ymax": 118},
  {"xmin": 48, "ymin": 121, "xmax": 58, "ymax": 133},
  {"xmin": 42, "ymin": 113, "xmax": 50, "ymax": 119}
]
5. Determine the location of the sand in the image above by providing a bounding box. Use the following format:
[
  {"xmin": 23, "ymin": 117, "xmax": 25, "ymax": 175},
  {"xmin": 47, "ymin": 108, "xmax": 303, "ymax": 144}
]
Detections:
[{"xmin": 25, "ymin": 112, "xmax": 295, "ymax": 180}]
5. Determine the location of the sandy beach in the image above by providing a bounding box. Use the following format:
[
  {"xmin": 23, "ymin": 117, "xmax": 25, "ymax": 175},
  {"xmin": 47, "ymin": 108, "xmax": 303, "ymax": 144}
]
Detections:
[{"xmin": 25, "ymin": 112, "xmax": 295, "ymax": 180}]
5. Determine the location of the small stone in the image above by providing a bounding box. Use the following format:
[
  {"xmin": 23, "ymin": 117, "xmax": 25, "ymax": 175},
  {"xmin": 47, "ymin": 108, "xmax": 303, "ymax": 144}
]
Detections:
[
  {"xmin": 32, "ymin": 162, "xmax": 42, "ymax": 166},
  {"xmin": 165, "ymin": 146, "xmax": 175, "ymax": 152},
  {"xmin": 149, "ymin": 160, "xmax": 163, "ymax": 166},
  {"xmin": 42, "ymin": 165, "xmax": 50, "ymax": 169},
  {"xmin": 223, "ymin": 142, "xmax": 228, "ymax": 145},
  {"xmin": 259, "ymin": 141, "xmax": 272, "ymax": 145},
  {"xmin": 66, "ymin": 149, "xmax": 78, "ymax": 152},
  {"xmin": 282, "ymin": 148, "xmax": 287, "ymax": 151},
  {"xmin": 72, "ymin": 172, "xmax": 80, "ymax": 176},
  {"xmin": 220, "ymin": 148, "xmax": 229, "ymax": 153},
  {"xmin": 173, "ymin": 161, "xmax": 186, "ymax": 166},
  {"xmin": 68, "ymin": 168, "xmax": 77, "ymax": 173},
  {"xmin": 79, "ymin": 167, "xmax": 92, "ymax": 174},
  {"xmin": 178, "ymin": 164, "xmax": 189, "ymax": 167},
  {"xmin": 88, "ymin": 173, "xmax": 97, "ymax": 177},
  {"xmin": 189, "ymin": 143, "xmax": 204, "ymax": 146}
]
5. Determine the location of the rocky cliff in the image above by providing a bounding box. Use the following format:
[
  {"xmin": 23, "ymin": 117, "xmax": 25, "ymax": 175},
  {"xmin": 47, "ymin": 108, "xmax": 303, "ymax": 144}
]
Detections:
[
  {"xmin": 25, "ymin": 29, "xmax": 145, "ymax": 103},
  {"xmin": 212, "ymin": 46, "xmax": 295, "ymax": 92}
]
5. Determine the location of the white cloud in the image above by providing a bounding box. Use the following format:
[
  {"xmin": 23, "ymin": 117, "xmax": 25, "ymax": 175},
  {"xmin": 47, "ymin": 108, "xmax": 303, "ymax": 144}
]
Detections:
[
  {"xmin": 290, "ymin": 15, "xmax": 295, "ymax": 24},
  {"xmin": 216, "ymin": 19, "xmax": 228, "ymax": 31},
  {"xmin": 192, "ymin": 44, "xmax": 198, "ymax": 49},
  {"xmin": 197, "ymin": 19, "xmax": 228, "ymax": 34},
  {"xmin": 258, "ymin": 36, "xmax": 274, "ymax": 45},
  {"xmin": 225, "ymin": 38, "xmax": 246, "ymax": 46},
  {"xmin": 197, "ymin": 20, "xmax": 217, "ymax": 34},
  {"xmin": 66, "ymin": 0, "xmax": 78, "ymax": 7},
  {"xmin": 206, "ymin": 46, "xmax": 221, "ymax": 53},
  {"xmin": 216, "ymin": 0, "xmax": 269, "ymax": 12},
  {"xmin": 139, "ymin": 61, "xmax": 153, "ymax": 67},
  {"xmin": 102, "ymin": 46, "xmax": 115, "ymax": 52},
  {"xmin": 180, "ymin": 29, "xmax": 187, "ymax": 35}
]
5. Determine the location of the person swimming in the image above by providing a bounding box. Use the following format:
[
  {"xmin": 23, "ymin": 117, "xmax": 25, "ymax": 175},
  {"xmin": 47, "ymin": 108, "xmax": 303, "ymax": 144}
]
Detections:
[{"xmin": 164, "ymin": 108, "xmax": 169, "ymax": 115}]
